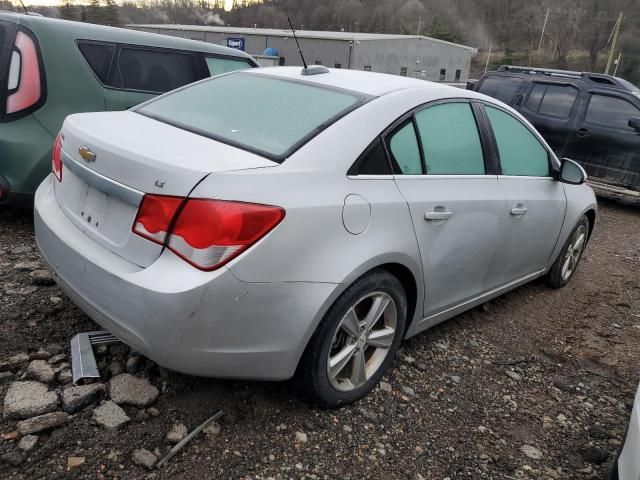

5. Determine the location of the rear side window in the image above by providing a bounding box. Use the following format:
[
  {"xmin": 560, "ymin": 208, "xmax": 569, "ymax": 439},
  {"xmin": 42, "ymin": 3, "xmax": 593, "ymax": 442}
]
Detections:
[
  {"xmin": 477, "ymin": 76, "xmax": 523, "ymax": 104},
  {"xmin": 585, "ymin": 94, "xmax": 640, "ymax": 131},
  {"xmin": 486, "ymin": 106, "xmax": 549, "ymax": 176},
  {"xmin": 109, "ymin": 47, "xmax": 197, "ymax": 93},
  {"xmin": 388, "ymin": 122, "xmax": 422, "ymax": 175},
  {"xmin": 525, "ymin": 83, "xmax": 578, "ymax": 119},
  {"xmin": 205, "ymin": 56, "xmax": 252, "ymax": 76},
  {"xmin": 352, "ymin": 138, "xmax": 391, "ymax": 175},
  {"xmin": 138, "ymin": 72, "xmax": 366, "ymax": 160},
  {"xmin": 414, "ymin": 103, "xmax": 485, "ymax": 175},
  {"xmin": 78, "ymin": 43, "xmax": 115, "ymax": 83}
]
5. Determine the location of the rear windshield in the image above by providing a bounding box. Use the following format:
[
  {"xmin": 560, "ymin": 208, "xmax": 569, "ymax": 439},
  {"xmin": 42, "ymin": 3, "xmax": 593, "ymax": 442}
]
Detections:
[
  {"xmin": 478, "ymin": 75, "xmax": 524, "ymax": 104},
  {"xmin": 137, "ymin": 72, "xmax": 368, "ymax": 160}
]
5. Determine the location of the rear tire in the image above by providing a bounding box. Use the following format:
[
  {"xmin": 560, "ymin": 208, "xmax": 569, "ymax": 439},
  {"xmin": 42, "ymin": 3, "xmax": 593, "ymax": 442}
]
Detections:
[
  {"xmin": 298, "ymin": 269, "xmax": 407, "ymax": 408},
  {"xmin": 547, "ymin": 215, "xmax": 589, "ymax": 289}
]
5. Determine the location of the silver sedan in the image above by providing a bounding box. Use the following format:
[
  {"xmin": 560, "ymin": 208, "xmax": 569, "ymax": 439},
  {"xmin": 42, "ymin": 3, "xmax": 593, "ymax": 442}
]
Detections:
[{"xmin": 34, "ymin": 67, "xmax": 597, "ymax": 407}]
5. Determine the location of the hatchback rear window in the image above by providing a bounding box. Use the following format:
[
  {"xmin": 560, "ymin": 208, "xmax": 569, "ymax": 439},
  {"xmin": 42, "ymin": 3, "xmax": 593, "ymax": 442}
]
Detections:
[{"xmin": 137, "ymin": 72, "xmax": 368, "ymax": 160}]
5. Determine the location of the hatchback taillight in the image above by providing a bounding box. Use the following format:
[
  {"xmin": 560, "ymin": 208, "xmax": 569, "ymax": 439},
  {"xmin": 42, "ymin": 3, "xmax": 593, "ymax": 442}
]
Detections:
[
  {"xmin": 6, "ymin": 31, "xmax": 43, "ymax": 115},
  {"xmin": 52, "ymin": 133, "xmax": 62, "ymax": 182},
  {"xmin": 132, "ymin": 195, "xmax": 285, "ymax": 271}
]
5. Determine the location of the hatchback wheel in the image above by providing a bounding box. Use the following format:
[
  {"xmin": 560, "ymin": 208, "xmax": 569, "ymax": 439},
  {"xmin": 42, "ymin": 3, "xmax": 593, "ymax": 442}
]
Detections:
[
  {"xmin": 298, "ymin": 270, "xmax": 407, "ymax": 408},
  {"xmin": 547, "ymin": 215, "xmax": 590, "ymax": 288}
]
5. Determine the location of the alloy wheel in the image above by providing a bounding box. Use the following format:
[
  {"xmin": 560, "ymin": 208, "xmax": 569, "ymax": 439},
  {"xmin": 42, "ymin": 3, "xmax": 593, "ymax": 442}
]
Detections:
[
  {"xmin": 561, "ymin": 224, "xmax": 587, "ymax": 281},
  {"xmin": 326, "ymin": 292, "xmax": 397, "ymax": 392}
]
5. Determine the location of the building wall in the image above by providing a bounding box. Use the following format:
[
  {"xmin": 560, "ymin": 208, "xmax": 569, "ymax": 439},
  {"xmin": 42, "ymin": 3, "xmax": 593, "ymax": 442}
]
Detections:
[
  {"xmin": 130, "ymin": 27, "xmax": 473, "ymax": 81},
  {"xmin": 351, "ymin": 38, "xmax": 473, "ymax": 82}
]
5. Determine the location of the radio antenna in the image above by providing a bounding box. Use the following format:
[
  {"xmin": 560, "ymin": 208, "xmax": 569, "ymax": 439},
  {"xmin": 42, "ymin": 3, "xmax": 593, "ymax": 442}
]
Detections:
[
  {"xmin": 287, "ymin": 16, "xmax": 329, "ymax": 76},
  {"xmin": 18, "ymin": 0, "xmax": 29, "ymax": 14},
  {"xmin": 287, "ymin": 16, "xmax": 308, "ymax": 70}
]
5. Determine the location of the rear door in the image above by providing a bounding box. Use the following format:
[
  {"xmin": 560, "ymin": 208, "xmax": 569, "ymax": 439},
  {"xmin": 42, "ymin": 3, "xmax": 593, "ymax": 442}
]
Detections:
[
  {"xmin": 516, "ymin": 81, "xmax": 581, "ymax": 155},
  {"xmin": 103, "ymin": 45, "xmax": 200, "ymax": 110},
  {"xmin": 564, "ymin": 91, "xmax": 640, "ymax": 189},
  {"xmin": 482, "ymin": 104, "xmax": 566, "ymax": 286},
  {"xmin": 389, "ymin": 100, "xmax": 508, "ymax": 316}
]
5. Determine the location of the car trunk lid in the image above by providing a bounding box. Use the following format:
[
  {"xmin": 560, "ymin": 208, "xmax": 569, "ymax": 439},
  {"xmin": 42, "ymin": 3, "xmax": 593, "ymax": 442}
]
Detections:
[{"xmin": 54, "ymin": 111, "xmax": 277, "ymax": 267}]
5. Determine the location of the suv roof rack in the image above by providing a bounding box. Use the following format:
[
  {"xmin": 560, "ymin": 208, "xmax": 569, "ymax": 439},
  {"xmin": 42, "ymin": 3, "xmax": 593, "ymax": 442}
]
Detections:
[{"xmin": 496, "ymin": 65, "xmax": 635, "ymax": 91}]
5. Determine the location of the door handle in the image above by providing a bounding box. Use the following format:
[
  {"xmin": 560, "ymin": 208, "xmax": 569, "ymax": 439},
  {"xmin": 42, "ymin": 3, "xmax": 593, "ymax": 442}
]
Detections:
[
  {"xmin": 510, "ymin": 206, "xmax": 528, "ymax": 216},
  {"xmin": 424, "ymin": 211, "xmax": 453, "ymax": 221},
  {"xmin": 576, "ymin": 128, "xmax": 591, "ymax": 138}
]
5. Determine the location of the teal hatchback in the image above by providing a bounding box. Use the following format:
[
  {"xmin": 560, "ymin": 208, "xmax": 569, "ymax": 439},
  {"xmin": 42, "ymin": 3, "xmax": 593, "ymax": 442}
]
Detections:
[{"xmin": 0, "ymin": 13, "xmax": 257, "ymax": 206}]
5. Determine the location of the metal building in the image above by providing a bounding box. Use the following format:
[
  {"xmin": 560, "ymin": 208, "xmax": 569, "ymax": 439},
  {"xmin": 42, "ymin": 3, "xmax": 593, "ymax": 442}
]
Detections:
[{"xmin": 128, "ymin": 25, "xmax": 477, "ymax": 83}]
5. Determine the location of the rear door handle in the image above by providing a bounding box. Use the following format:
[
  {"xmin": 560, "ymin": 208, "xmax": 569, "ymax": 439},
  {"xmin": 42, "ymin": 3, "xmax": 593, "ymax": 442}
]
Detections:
[
  {"xmin": 510, "ymin": 207, "xmax": 528, "ymax": 216},
  {"xmin": 425, "ymin": 211, "xmax": 453, "ymax": 221},
  {"xmin": 576, "ymin": 128, "xmax": 591, "ymax": 138}
]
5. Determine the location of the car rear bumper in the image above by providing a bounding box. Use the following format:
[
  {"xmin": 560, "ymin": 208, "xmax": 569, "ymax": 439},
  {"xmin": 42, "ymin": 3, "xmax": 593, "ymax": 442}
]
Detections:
[
  {"xmin": 34, "ymin": 176, "xmax": 338, "ymax": 380},
  {"xmin": 619, "ymin": 384, "xmax": 640, "ymax": 480}
]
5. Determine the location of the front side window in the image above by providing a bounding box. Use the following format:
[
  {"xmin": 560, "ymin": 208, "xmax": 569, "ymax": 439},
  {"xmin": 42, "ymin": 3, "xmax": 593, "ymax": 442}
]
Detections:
[
  {"xmin": 478, "ymin": 76, "xmax": 523, "ymax": 105},
  {"xmin": 485, "ymin": 106, "xmax": 549, "ymax": 177},
  {"xmin": 414, "ymin": 103, "xmax": 484, "ymax": 175},
  {"xmin": 138, "ymin": 72, "xmax": 366, "ymax": 160},
  {"xmin": 388, "ymin": 121, "xmax": 422, "ymax": 174},
  {"xmin": 525, "ymin": 83, "xmax": 578, "ymax": 119},
  {"xmin": 205, "ymin": 56, "xmax": 252, "ymax": 76},
  {"xmin": 109, "ymin": 47, "xmax": 197, "ymax": 93},
  {"xmin": 585, "ymin": 94, "xmax": 640, "ymax": 131}
]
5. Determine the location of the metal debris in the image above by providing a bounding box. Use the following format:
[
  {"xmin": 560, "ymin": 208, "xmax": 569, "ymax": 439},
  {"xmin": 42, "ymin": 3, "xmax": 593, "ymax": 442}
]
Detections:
[{"xmin": 156, "ymin": 410, "xmax": 224, "ymax": 468}]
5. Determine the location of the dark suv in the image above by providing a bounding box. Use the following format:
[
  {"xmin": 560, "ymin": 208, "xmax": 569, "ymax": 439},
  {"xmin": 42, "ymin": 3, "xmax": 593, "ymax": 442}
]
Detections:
[{"xmin": 474, "ymin": 66, "xmax": 640, "ymax": 197}]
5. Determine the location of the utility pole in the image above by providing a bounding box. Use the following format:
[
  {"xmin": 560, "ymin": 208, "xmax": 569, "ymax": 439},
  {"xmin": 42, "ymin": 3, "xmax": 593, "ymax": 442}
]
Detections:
[
  {"xmin": 538, "ymin": 8, "xmax": 549, "ymax": 51},
  {"xmin": 613, "ymin": 52, "xmax": 622, "ymax": 76},
  {"xmin": 484, "ymin": 40, "xmax": 493, "ymax": 73},
  {"xmin": 605, "ymin": 12, "xmax": 623, "ymax": 75},
  {"xmin": 417, "ymin": 16, "xmax": 422, "ymax": 36}
]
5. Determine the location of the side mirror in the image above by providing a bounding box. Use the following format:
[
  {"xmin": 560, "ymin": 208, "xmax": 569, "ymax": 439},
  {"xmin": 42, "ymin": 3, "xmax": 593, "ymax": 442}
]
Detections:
[
  {"xmin": 628, "ymin": 116, "xmax": 640, "ymax": 133},
  {"xmin": 559, "ymin": 158, "xmax": 587, "ymax": 185}
]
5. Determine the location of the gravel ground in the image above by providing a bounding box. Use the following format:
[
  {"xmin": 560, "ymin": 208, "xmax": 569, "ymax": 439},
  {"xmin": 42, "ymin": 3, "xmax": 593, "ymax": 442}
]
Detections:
[{"xmin": 0, "ymin": 197, "xmax": 639, "ymax": 480}]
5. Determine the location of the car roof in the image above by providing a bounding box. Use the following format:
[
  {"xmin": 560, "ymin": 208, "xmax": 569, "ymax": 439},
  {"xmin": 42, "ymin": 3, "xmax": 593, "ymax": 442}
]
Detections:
[
  {"xmin": 246, "ymin": 66, "xmax": 477, "ymax": 98},
  {"xmin": 0, "ymin": 12, "xmax": 254, "ymax": 60}
]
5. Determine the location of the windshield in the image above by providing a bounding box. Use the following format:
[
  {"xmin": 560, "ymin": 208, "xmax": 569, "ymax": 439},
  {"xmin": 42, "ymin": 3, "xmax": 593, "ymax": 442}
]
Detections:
[{"xmin": 137, "ymin": 72, "xmax": 367, "ymax": 161}]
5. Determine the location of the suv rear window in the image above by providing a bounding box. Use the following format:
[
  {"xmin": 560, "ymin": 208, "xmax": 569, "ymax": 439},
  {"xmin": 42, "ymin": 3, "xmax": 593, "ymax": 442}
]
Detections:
[
  {"xmin": 138, "ymin": 72, "xmax": 368, "ymax": 160},
  {"xmin": 478, "ymin": 76, "xmax": 523, "ymax": 104},
  {"xmin": 78, "ymin": 42, "xmax": 115, "ymax": 83},
  {"xmin": 108, "ymin": 47, "xmax": 197, "ymax": 93}
]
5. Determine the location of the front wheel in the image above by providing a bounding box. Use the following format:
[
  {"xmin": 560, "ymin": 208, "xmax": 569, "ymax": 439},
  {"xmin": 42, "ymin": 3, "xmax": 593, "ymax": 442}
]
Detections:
[
  {"xmin": 547, "ymin": 215, "xmax": 590, "ymax": 288},
  {"xmin": 298, "ymin": 270, "xmax": 407, "ymax": 408}
]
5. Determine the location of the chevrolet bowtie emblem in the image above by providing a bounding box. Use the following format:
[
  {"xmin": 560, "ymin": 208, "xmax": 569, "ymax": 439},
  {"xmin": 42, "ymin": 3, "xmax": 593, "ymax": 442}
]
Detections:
[{"xmin": 79, "ymin": 146, "xmax": 96, "ymax": 162}]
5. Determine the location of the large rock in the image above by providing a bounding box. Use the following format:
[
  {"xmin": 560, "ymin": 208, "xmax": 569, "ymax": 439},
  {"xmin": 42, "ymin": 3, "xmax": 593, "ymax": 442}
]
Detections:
[
  {"xmin": 25, "ymin": 360, "xmax": 55, "ymax": 384},
  {"xmin": 62, "ymin": 384, "xmax": 105, "ymax": 413},
  {"xmin": 109, "ymin": 374, "xmax": 159, "ymax": 407},
  {"xmin": 3, "ymin": 381, "xmax": 58, "ymax": 420},
  {"xmin": 29, "ymin": 270, "xmax": 55, "ymax": 286},
  {"xmin": 92, "ymin": 401, "xmax": 130, "ymax": 429},
  {"xmin": 17, "ymin": 412, "xmax": 70, "ymax": 435},
  {"xmin": 132, "ymin": 449, "xmax": 157, "ymax": 469}
]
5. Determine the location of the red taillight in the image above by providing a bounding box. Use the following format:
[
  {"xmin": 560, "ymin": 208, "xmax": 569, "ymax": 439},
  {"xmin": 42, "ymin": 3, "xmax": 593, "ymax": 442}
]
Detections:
[
  {"xmin": 52, "ymin": 133, "xmax": 63, "ymax": 182},
  {"xmin": 132, "ymin": 195, "xmax": 285, "ymax": 271},
  {"xmin": 7, "ymin": 31, "xmax": 42, "ymax": 115}
]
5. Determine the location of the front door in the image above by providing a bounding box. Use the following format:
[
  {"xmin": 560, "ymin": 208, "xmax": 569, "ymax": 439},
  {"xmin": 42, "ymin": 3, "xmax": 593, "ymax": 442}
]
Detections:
[
  {"xmin": 387, "ymin": 101, "xmax": 508, "ymax": 317},
  {"xmin": 482, "ymin": 105, "xmax": 566, "ymax": 285},
  {"xmin": 564, "ymin": 91, "xmax": 640, "ymax": 189}
]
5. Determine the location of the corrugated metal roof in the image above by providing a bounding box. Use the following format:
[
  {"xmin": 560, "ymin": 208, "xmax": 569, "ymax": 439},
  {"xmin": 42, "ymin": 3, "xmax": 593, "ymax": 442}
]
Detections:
[{"xmin": 127, "ymin": 24, "xmax": 477, "ymax": 52}]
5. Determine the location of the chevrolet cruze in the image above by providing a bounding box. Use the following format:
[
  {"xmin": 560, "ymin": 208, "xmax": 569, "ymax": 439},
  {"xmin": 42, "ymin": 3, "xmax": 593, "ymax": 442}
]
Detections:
[{"xmin": 34, "ymin": 67, "xmax": 597, "ymax": 407}]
